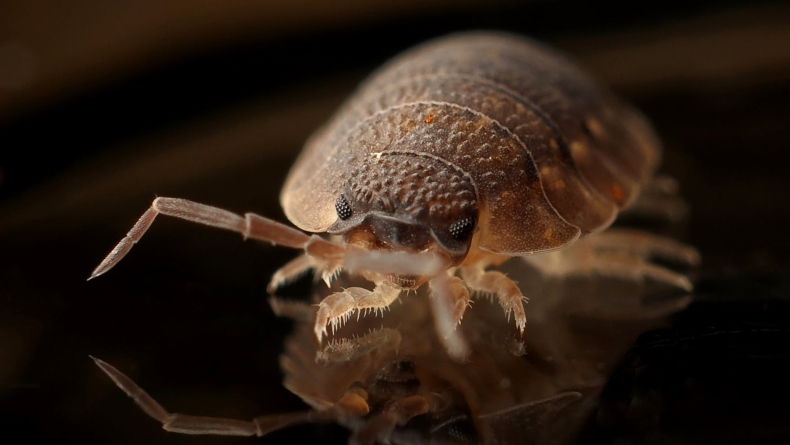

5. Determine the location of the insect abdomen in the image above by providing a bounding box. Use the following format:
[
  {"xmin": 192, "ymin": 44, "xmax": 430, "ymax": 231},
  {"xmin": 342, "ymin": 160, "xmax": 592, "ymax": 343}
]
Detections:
[{"xmin": 357, "ymin": 33, "xmax": 661, "ymax": 204}]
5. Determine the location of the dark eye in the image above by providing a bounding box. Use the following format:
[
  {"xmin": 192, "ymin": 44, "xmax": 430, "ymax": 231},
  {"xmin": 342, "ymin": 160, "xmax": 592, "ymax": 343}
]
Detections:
[
  {"xmin": 335, "ymin": 194, "xmax": 352, "ymax": 220},
  {"xmin": 449, "ymin": 217, "xmax": 475, "ymax": 240}
]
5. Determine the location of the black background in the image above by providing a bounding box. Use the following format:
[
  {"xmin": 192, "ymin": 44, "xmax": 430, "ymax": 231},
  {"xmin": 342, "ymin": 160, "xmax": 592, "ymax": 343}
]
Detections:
[{"xmin": 1, "ymin": 1, "xmax": 789, "ymax": 444}]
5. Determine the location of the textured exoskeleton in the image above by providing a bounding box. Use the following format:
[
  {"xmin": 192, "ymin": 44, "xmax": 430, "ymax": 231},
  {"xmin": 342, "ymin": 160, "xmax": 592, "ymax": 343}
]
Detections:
[{"xmin": 90, "ymin": 32, "xmax": 697, "ymax": 355}]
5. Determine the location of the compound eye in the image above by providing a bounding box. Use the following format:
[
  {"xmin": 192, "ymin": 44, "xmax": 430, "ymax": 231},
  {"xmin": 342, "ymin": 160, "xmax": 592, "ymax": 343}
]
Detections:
[
  {"xmin": 335, "ymin": 194, "xmax": 353, "ymax": 220},
  {"xmin": 448, "ymin": 217, "xmax": 475, "ymax": 241}
]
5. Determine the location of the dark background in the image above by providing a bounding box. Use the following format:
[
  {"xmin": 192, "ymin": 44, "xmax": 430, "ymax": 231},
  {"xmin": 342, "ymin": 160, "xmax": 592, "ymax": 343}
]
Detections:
[{"xmin": 1, "ymin": 1, "xmax": 789, "ymax": 444}]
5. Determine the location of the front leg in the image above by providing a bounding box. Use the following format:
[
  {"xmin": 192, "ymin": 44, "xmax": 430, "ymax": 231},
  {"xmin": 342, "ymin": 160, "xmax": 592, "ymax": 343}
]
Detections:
[
  {"xmin": 314, "ymin": 282, "xmax": 401, "ymax": 341},
  {"xmin": 460, "ymin": 265, "xmax": 527, "ymax": 334}
]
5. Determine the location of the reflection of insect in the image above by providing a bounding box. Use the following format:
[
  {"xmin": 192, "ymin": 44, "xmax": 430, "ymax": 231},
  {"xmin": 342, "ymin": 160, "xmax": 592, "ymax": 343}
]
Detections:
[
  {"xmin": 90, "ymin": 32, "xmax": 686, "ymax": 346},
  {"xmin": 91, "ymin": 290, "xmax": 585, "ymax": 444}
]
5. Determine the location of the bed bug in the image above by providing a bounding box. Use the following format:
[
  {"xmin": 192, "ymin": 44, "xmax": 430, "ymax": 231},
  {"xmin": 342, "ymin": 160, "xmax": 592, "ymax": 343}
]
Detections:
[{"xmin": 89, "ymin": 31, "xmax": 690, "ymax": 347}]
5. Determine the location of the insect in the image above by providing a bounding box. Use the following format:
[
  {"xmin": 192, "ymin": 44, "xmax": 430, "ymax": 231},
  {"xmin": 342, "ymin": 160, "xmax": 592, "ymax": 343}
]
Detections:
[{"xmin": 90, "ymin": 31, "xmax": 689, "ymax": 347}]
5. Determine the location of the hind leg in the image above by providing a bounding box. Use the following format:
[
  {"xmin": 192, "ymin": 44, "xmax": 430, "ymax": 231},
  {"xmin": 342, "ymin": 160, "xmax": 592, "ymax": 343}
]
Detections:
[
  {"xmin": 619, "ymin": 174, "xmax": 690, "ymax": 223},
  {"xmin": 523, "ymin": 228, "xmax": 700, "ymax": 292}
]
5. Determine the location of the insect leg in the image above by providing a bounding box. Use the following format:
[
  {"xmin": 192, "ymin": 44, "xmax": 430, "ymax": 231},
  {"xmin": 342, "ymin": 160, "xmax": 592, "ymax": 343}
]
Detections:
[
  {"xmin": 89, "ymin": 197, "xmax": 315, "ymax": 279},
  {"xmin": 313, "ymin": 283, "xmax": 401, "ymax": 341},
  {"xmin": 523, "ymin": 229, "xmax": 698, "ymax": 292},
  {"xmin": 428, "ymin": 273, "xmax": 471, "ymax": 361},
  {"xmin": 91, "ymin": 356, "xmax": 315, "ymax": 436},
  {"xmin": 316, "ymin": 327, "xmax": 402, "ymax": 365},
  {"xmin": 580, "ymin": 228, "xmax": 701, "ymax": 266},
  {"xmin": 267, "ymin": 254, "xmax": 322, "ymax": 293},
  {"xmin": 460, "ymin": 266, "xmax": 528, "ymax": 334},
  {"xmin": 268, "ymin": 296, "xmax": 317, "ymax": 323},
  {"xmin": 619, "ymin": 174, "xmax": 690, "ymax": 223}
]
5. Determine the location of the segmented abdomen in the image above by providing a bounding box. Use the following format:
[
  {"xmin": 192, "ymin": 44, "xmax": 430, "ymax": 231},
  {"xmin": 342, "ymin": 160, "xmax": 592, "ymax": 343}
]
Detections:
[{"xmin": 282, "ymin": 32, "xmax": 661, "ymax": 252}]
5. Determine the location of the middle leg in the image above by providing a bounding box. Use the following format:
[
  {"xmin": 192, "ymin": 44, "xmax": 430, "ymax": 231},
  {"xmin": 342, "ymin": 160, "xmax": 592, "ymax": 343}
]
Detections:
[
  {"xmin": 428, "ymin": 273, "xmax": 472, "ymax": 361},
  {"xmin": 460, "ymin": 265, "xmax": 528, "ymax": 334}
]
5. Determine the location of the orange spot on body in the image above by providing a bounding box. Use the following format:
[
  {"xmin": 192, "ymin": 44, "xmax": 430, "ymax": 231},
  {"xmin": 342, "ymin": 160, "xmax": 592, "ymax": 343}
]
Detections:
[
  {"xmin": 611, "ymin": 184, "xmax": 623, "ymax": 202},
  {"xmin": 425, "ymin": 115, "xmax": 434, "ymax": 123}
]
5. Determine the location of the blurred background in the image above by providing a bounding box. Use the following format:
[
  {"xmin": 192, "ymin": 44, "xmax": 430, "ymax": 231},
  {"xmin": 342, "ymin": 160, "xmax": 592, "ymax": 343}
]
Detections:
[{"xmin": 1, "ymin": 0, "xmax": 789, "ymax": 444}]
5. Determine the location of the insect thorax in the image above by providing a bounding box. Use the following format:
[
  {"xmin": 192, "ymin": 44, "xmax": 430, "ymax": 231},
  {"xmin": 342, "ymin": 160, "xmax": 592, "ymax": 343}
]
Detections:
[{"xmin": 350, "ymin": 152, "xmax": 475, "ymax": 218}]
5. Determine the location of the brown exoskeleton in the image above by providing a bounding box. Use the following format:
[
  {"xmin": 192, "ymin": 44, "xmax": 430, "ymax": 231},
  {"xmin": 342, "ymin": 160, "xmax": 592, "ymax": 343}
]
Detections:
[{"xmin": 90, "ymin": 32, "xmax": 699, "ymax": 356}]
